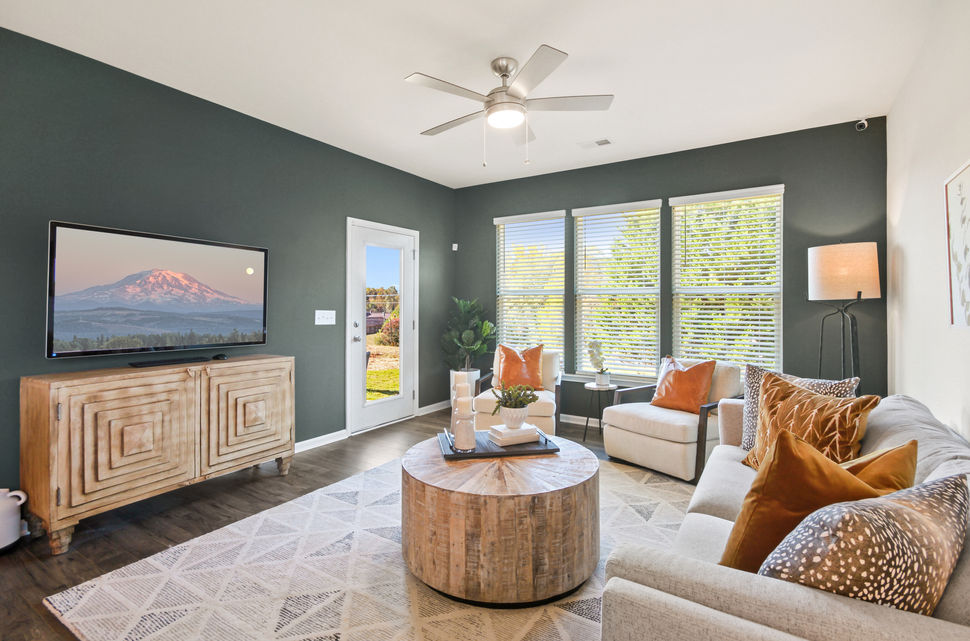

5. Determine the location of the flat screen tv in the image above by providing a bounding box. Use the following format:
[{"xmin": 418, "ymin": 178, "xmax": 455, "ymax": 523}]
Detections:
[{"xmin": 47, "ymin": 222, "xmax": 267, "ymax": 358}]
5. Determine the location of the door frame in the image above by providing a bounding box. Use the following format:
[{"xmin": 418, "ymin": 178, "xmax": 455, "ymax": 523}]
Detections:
[{"xmin": 345, "ymin": 217, "xmax": 420, "ymax": 436}]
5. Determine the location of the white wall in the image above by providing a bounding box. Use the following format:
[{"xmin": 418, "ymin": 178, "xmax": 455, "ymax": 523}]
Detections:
[{"xmin": 887, "ymin": 0, "xmax": 970, "ymax": 438}]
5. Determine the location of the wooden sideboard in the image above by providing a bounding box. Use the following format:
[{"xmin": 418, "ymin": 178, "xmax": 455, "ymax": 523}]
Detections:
[{"xmin": 20, "ymin": 355, "xmax": 295, "ymax": 554}]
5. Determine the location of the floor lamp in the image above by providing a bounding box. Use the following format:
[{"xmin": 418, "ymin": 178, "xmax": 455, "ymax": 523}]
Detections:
[{"xmin": 807, "ymin": 242, "xmax": 881, "ymax": 384}]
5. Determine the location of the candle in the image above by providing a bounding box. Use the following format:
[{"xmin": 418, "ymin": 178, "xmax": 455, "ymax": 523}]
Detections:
[
  {"xmin": 455, "ymin": 383, "xmax": 471, "ymax": 398},
  {"xmin": 455, "ymin": 396, "xmax": 473, "ymax": 416},
  {"xmin": 453, "ymin": 417, "xmax": 476, "ymax": 451},
  {"xmin": 452, "ymin": 371, "xmax": 470, "ymax": 387}
]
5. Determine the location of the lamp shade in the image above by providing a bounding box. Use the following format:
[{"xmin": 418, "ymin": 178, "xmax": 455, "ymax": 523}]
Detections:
[{"xmin": 807, "ymin": 242, "xmax": 881, "ymax": 301}]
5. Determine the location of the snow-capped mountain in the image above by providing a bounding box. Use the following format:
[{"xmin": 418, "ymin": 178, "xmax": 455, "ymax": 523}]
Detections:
[{"xmin": 55, "ymin": 269, "xmax": 259, "ymax": 312}]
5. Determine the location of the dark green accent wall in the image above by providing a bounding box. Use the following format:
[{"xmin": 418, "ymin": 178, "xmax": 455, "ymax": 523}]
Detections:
[
  {"xmin": 0, "ymin": 29, "xmax": 456, "ymax": 488},
  {"xmin": 453, "ymin": 121, "xmax": 888, "ymax": 417}
]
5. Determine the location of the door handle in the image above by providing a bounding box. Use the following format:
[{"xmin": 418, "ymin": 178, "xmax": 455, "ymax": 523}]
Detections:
[{"xmin": 352, "ymin": 335, "xmax": 362, "ymax": 342}]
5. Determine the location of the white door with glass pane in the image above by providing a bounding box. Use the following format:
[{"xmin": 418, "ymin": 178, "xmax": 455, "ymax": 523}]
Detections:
[{"xmin": 346, "ymin": 218, "xmax": 417, "ymax": 433}]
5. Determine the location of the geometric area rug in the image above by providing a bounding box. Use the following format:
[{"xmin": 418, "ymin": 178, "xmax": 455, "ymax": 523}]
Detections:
[{"xmin": 45, "ymin": 458, "xmax": 693, "ymax": 641}]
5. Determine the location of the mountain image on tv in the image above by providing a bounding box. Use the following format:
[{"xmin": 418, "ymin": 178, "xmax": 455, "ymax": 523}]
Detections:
[{"xmin": 52, "ymin": 268, "xmax": 264, "ymax": 353}]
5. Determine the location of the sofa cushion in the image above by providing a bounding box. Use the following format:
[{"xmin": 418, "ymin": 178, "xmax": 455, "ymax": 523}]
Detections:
[
  {"xmin": 473, "ymin": 388, "xmax": 556, "ymax": 417},
  {"xmin": 759, "ymin": 474, "xmax": 970, "ymax": 616},
  {"xmin": 926, "ymin": 463, "xmax": 970, "ymax": 626},
  {"xmin": 673, "ymin": 512, "xmax": 734, "ymax": 563},
  {"xmin": 745, "ymin": 373, "xmax": 880, "ymax": 469},
  {"xmin": 603, "ymin": 402, "xmax": 717, "ymax": 443},
  {"xmin": 741, "ymin": 364, "xmax": 859, "ymax": 451},
  {"xmin": 862, "ymin": 395, "xmax": 970, "ymax": 483},
  {"xmin": 687, "ymin": 445, "xmax": 756, "ymax": 521},
  {"xmin": 720, "ymin": 431, "xmax": 917, "ymax": 573}
]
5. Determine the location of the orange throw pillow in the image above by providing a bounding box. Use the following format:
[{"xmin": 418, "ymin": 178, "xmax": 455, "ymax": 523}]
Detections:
[
  {"xmin": 720, "ymin": 430, "xmax": 917, "ymax": 573},
  {"xmin": 650, "ymin": 356, "xmax": 715, "ymax": 414},
  {"xmin": 744, "ymin": 372, "xmax": 880, "ymax": 469},
  {"xmin": 496, "ymin": 344, "xmax": 544, "ymax": 390}
]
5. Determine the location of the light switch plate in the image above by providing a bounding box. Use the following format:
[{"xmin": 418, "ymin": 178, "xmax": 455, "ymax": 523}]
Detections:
[
  {"xmin": 452, "ymin": 243, "xmax": 459, "ymax": 251},
  {"xmin": 315, "ymin": 310, "xmax": 336, "ymax": 325}
]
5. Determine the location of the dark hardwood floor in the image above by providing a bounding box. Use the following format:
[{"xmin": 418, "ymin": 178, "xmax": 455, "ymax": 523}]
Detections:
[{"xmin": 0, "ymin": 412, "xmax": 606, "ymax": 640}]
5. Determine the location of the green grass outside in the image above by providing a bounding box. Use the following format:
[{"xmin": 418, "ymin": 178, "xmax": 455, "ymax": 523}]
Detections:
[{"xmin": 366, "ymin": 368, "xmax": 400, "ymax": 400}]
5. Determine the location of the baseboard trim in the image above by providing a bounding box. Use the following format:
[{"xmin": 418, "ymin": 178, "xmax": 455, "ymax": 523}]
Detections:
[
  {"xmin": 416, "ymin": 399, "xmax": 450, "ymax": 416},
  {"xmin": 295, "ymin": 430, "xmax": 349, "ymax": 453},
  {"xmin": 560, "ymin": 413, "xmax": 600, "ymax": 428}
]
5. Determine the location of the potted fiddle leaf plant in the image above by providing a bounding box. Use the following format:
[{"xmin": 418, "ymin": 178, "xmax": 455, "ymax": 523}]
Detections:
[
  {"xmin": 491, "ymin": 382, "xmax": 539, "ymax": 429},
  {"xmin": 440, "ymin": 297, "xmax": 497, "ymax": 392},
  {"xmin": 588, "ymin": 340, "xmax": 610, "ymax": 386}
]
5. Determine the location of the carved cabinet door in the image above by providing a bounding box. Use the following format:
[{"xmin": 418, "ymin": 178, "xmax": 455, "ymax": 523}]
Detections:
[
  {"xmin": 55, "ymin": 370, "xmax": 199, "ymax": 519},
  {"xmin": 199, "ymin": 361, "xmax": 294, "ymax": 474}
]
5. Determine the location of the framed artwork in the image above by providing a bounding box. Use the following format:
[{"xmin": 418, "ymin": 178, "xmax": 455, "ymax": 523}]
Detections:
[{"xmin": 946, "ymin": 159, "xmax": 970, "ymax": 326}]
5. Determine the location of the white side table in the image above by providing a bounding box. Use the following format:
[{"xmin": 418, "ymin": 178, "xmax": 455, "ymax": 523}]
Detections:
[{"xmin": 583, "ymin": 382, "xmax": 618, "ymax": 441}]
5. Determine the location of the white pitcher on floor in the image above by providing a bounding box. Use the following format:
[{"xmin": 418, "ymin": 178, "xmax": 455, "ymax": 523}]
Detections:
[{"xmin": 0, "ymin": 489, "xmax": 27, "ymax": 549}]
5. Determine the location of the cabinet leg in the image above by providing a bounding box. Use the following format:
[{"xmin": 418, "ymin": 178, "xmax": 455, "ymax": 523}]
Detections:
[
  {"xmin": 50, "ymin": 526, "xmax": 75, "ymax": 555},
  {"xmin": 24, "ymin": 511, "xmax": 46, "ymax": 540},
  {"xmin": 276, "ymin": 455, "xmax": 293, "ymax": 476}
]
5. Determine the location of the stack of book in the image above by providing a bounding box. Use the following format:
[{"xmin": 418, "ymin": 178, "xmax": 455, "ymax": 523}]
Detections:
[{"xmin": 488, "ymin": 423, "xmax": 540, "ymax": 446}]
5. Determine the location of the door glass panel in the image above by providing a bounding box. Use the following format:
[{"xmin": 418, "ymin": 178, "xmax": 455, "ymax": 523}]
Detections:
[{"xmin": 365, "ymin": 245, "xmax": 401, "ymax": 403}]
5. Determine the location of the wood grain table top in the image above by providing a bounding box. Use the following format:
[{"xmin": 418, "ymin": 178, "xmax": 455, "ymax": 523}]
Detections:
[{"xmin": 401, "ymin": 434, "xmax": 599, "ymax": 497}]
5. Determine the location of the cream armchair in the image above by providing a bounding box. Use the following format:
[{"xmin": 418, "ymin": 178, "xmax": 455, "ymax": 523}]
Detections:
[
  {"xmin": 473, "ymin": 350, "xmax": 561, "ymax": 434},
  {"xmin": 602, "ymin": 359, "xmax": 742, "ymax": 482}
]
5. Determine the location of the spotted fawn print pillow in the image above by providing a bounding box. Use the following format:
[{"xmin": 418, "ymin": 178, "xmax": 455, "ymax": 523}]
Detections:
[
  {"xmin": 759, "ymin": 474, "xmax": 969, "ymax": 615},
  {"xmin": 741, "ymin": 364, "xmax": 859, "ymax": 450}
]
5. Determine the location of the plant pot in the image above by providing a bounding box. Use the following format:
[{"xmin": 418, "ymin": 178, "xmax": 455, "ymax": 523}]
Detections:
[
  {"xmin": 594, "ymin": 372, "xmax": 610, "ymax": 387},
  {"xmin": 500, "ymin": 406, "xmax": 529, "ymax": 429}
]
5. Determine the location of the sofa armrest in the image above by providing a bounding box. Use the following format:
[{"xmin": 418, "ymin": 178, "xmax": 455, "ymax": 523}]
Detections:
[
  {"xmin": 717, "ymin": 397, "xmax": 744, "ymax": 447},
  {"xmin": 603, "ymin": 577, "xmax": 807, "ymax": 641},
  {"xmin": 606, "ymin": 546, "xmax": 970, "ymax": 641},
  {"xmin": 613, "ymin": 384, "xmax": 656, "ymax": 406}
]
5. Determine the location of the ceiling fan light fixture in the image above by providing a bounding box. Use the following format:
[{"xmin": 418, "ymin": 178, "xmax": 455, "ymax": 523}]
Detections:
[{"xmin": 486, "ymin": 102, "xmax": 526, "ymax": 129}]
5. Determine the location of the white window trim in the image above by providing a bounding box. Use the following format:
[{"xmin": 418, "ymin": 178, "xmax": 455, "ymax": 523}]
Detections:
[
  {"xmin": 571, "ymin": 199, "xmax": 663, "ymax": 218},
  {"xmin": 493, "ymin": 210, "xmax": 566, "ymax": 225},
  {"xmin": 669, "ymin": 184, "xmax": 785, "ymax": 207}
]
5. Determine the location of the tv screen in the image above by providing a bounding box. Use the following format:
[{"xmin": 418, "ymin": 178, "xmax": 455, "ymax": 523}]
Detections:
[{"xmin": 47, "ymin": 222, "xmax": 267, "ymax": 358}]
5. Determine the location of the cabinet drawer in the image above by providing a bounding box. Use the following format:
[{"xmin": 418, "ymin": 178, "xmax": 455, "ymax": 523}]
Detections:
[
  {"xmin": 200, "ymin": 362, "xmax": 294, "ymax": 474},
  {"xmin": 57, "ymin": 372, "xmax": 197, "ymax": 517}
]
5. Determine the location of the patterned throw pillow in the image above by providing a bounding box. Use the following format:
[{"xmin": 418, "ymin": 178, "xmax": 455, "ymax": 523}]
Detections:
[
  {"xmin": 741, "ymin": 365, "xmax": 859, "ymax": 450},
  {"xmin": 759, "ymin": 475, "xmax": 970, "ymax": 615},
  {"xmin": 744, "ymin": 373, "xmax": 879, "ymax": 469}
]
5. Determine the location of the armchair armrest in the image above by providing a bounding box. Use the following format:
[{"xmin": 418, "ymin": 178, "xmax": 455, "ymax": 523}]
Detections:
[
  {"xmin": 474, "ymin": 372, "xmax": 493, "ymax": 396},
  {"xmin": 606, "ymin": 546, "xmax": 970, "ymax": 641},
  {"xmin": 613, "ymin": 384, "xmax": 656, "ymax": 406}
]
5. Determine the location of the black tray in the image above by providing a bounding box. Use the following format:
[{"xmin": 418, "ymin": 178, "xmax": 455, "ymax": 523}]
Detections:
[{"xmin": 436, "ymin": 429, "xmax": 560, "ymax": 460}]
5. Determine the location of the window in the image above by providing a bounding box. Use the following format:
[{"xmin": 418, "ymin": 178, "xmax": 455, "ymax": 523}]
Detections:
[
  {"xmin": 495, "ymin": 211, "xmax": 565, "ymax": 355},
  {"xmin": 574, "ymin": 200, "xmax": 662, "ymax": 377},
  {"xmin": 670, "ymin": 185, "xmax": 783, "ymax": 369}
]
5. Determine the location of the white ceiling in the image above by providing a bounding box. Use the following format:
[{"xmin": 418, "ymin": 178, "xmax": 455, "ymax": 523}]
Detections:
[{"xmin": 1, "ymin": 0, "xmax": 934, "ymax": 188}]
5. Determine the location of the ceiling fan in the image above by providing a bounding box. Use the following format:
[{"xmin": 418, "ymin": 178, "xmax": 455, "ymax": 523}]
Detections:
[{"xmin": 405, "ymin": 44, "xmax": 614, "ymax": 138}]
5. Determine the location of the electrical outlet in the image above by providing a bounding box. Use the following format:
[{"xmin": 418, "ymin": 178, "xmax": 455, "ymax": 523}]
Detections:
[
  {"xmin": 315, "ymin": 310, "xmax": 336, "ymax": 325},
  {"xmin": 452, "ymin": 243, "xmax": 459, "ymax": 251}
]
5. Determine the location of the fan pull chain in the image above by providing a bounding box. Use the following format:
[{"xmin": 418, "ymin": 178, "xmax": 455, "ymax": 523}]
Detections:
[
  {"xmin": 524, "ymin": 112, "xmax": 530, "ymax": 165},
  {"xmin": 482, "ymin": 117, "xmax": 487, "ymax": 168}
]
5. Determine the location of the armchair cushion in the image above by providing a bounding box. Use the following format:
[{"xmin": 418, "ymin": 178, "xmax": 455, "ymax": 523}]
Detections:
[
  {"xmin": 651, "ymin": 357, "xmax": 716, "ymax": 414},
  {"xmin": 603, "ymin": 402, "xmax": 719, "ymax": 444},
  {"xmin": 678, "ymin": 358, "xmax": 743, "ymax": 403},
  {"xmin": 473, "ymin": 388, "xmax": 557, "ymax": 417},
  {"xmin": 495, "ymin": 344, "xmax": 544, "ymax": 389},
  {"xmin": 491, "ymin": 348, "xmax": 561, "ymax": 392}
]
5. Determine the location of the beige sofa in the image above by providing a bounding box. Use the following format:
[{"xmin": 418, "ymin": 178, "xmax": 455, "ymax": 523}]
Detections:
[{"xmin": 602, "ymin": 395, "xmax": 970, "ymax": 641}]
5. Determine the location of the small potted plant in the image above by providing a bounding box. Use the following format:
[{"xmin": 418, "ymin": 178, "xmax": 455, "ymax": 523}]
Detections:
[
  {"xmin": 491, "ymin": 382, "xmax": 539, "ymax": 429},
  {"xmin": 588, "ymin": 340, "xmax": 610, "ymax": 386}
]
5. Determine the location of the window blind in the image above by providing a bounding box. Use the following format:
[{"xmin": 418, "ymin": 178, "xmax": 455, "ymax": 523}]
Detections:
[
  {"xmin": 495, "ymin": 212, "xmax": 565, "ymax": 356},
  {"xmin": 574, "ymin": 201, "xmax": 662, "ymax": 377},
  {"xmin": 671, "ymin": 186, "xmax": 783, "ymax": 369}
]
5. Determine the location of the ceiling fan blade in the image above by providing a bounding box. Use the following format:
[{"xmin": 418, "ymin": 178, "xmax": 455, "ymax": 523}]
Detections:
[
  {"xmin": 420, "ymin": 110, "xmax": 483, "ymax": 136},
  {"xmin": 507, "ymin": 44, "xmax": 568, "ymax": 99},
  {"xmin": 405, "ymin": 73, "xmax": 488, "ymax": 103},
  {"xmin": 526, "ymin": 95, "xmax": 614, "ymax": 111}
]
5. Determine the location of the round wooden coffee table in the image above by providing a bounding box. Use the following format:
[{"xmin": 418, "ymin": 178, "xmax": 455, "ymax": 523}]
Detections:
[{"xmin": 401, "ymin": 435, "xmax": 600, "ymax": 605}]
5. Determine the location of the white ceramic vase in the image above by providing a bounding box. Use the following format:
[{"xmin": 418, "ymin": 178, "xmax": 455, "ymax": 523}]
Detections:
[
  {"xmin": 594, "ymin": 372, "xmax": 610, "ymax": 387},
  {"xmin": 500, "ymin": 406, "xmax": 529, "ymax": 429},
  {"xmin": 0, "ymin": 489, "xmax": 27, "ymax": 548}
]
